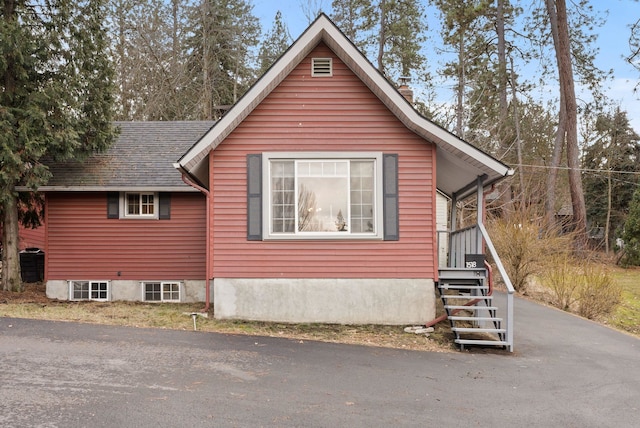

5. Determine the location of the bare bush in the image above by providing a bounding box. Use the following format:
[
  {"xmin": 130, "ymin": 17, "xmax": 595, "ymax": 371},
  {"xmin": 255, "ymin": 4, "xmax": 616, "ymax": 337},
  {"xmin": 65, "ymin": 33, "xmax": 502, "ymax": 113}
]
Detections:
[
  {"xmin": 541, "ymin": 257, "xmax": 622, "ymax": 319},
  {"xmin": 541, "ymin": 254, "xmax": 581, "ymax": 310},
  {"xmin": 487, "ymin": 208, "xmax": 574, "ymax": 293},
  {"xmin": 576, "ymin": 264, "xmax": 622, "ymax": 319}
]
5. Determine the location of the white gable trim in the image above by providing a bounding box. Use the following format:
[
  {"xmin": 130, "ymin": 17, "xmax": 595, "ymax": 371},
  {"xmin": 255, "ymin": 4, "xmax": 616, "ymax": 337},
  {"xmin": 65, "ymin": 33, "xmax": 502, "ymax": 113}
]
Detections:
[{"xmin": 177, "ymin": 14, "xmax": 513, "ymax": 197}]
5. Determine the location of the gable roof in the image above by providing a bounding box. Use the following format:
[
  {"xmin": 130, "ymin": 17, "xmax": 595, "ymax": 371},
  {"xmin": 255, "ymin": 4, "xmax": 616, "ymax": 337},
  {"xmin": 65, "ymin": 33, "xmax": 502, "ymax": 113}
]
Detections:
[
  {"xmin": 39, "ymin": 121, "xmax": 214, "ymax": 192},
  {"xmin": 177, "ymin": 14, "xmax": 513, "ymax": 199}
]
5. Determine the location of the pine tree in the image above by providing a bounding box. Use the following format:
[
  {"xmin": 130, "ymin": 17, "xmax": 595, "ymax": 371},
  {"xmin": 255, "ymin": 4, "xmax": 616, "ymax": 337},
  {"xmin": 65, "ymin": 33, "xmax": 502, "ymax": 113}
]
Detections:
[
  {"xmin": 258, "ymin": 11, "xmax": 292, "ymax": 75},
  {"xmin": 186, "ymin": 0, "xmax": 261, "ymax": 120},
  {"xmin": 621, "ymin": 187, "xmax": 640, "ymax": 267},
  {"xmin": 1, "ymin": 0, "xmax": 117, "ymax": 292},
  {"xmin": 583, "ymin": 108, "xmax": 640, "ymax": 252},
  {"xmin": 330, "ymin": 0, "xmax": 376, "ymax": 56}
]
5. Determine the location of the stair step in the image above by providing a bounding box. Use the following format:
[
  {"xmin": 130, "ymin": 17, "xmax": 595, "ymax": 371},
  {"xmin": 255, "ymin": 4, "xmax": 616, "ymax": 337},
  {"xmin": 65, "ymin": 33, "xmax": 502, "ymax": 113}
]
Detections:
[
  {"xmin": 455, "ymin": 339, "xmax": 509, "ymax": 347},
  {"xmin": 441, "ymin": 294, "xmax": 493, "ymax": 300},
  {"xmin": 452, "ymin": 327, "xmax": 506, "ymax": 333},
  {"xmin": 449, "ymin": 316, "xmax": 503, "ymax": 322},
  {"xmin": 439, "ymin": 284, "xmax": 488, "ymax": 290},
  {"xmin": 438, "ymin": 269, "xmax": 487, "ymax": 280},
  {"xmin": 445, "ymin": 305, "xmax": 498, "ymax": 311}
]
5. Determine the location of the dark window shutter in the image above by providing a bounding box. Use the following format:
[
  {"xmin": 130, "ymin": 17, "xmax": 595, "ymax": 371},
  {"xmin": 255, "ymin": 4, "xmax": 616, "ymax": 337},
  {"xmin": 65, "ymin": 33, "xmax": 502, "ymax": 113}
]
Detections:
[
  {"xmin": 159, "ymin": 193, "xmax": 171, "ymax": 220},
  {"xmin": 383, "ymin": 154, "xmax": 399, "ymax": 241},
  {"xmin": 247, "ymin": 154, "xmax": 262, "ymax": 240},
  {"xmin": 107, "ymin": 192, "xmax": 119, "ymax": 219}
]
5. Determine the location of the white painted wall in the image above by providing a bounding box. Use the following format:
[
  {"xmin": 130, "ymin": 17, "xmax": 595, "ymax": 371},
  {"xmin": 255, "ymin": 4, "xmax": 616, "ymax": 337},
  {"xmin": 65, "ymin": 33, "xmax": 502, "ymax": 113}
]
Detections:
[{"xmin": 436, "ymin": 191, "xmax": 450, "ymax": 268}]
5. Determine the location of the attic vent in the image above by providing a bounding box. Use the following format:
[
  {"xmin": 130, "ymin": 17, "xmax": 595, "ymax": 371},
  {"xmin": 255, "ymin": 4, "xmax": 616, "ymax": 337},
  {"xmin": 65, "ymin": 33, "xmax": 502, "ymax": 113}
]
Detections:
[{"xmin": 312, "ymin": 58, "xmax": 332, "ymax": 77}]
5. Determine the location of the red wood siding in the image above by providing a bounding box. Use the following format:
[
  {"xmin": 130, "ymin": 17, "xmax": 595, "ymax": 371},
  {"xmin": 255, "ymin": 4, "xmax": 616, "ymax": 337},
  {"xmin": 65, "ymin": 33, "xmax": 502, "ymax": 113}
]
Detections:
[
  {"xmin": 15, "ymin": 224, "xmax": 46, "ymax": 250},
  {"xmin": 46, "ymin": 192, "xmax": 206, "ymax": 280},
  {"xmin": 210, "ymin": 43, "xmax": 437, "ymax": 279}
]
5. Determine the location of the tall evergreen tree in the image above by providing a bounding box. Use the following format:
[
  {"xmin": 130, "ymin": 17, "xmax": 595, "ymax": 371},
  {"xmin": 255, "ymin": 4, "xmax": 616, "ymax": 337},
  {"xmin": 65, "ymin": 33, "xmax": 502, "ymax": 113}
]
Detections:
[
  {"xmin": 430, "ymin": 0, "xmax": 492, "ymax": 138},
  {"xmin": 1, "ymin": 0, "xmax": 117, "ymax": 291},
  {"xmin": 330, "ymin": 0, "xmax": 376, "ymax": 55},
  {"xmin": 621, "ymin": 186, "xmax": 640, "ymax": 266},
  {"xmin": 258, "ymin": 11, "xmax": 292, "ymax": 75},
  {"xmin": 186, "ymin": 0, "xmax": 260, "ymax": 120},
  {"xmin": 583, "ymin": 108, "xmax": 640, "ymax": 252}
]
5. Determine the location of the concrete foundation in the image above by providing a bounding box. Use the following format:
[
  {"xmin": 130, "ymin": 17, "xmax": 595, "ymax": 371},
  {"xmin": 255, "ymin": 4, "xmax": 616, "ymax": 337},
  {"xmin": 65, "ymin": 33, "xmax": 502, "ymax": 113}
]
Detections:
[{"xmin": 213, "ymin": 278, "xmax": 435, "ymax": 325}]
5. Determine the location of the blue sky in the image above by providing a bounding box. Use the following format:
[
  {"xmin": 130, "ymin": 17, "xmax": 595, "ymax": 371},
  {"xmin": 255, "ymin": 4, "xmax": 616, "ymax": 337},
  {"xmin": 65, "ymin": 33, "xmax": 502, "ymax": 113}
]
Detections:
[{"xmin": 252, "ymin": 0, "xmax": 640, "ymax": 131}]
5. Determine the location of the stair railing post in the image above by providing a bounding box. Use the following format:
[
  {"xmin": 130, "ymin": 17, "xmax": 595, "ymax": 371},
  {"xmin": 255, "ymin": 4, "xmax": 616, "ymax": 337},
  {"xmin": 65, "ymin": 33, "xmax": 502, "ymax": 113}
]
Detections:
[{"xmin": 449, "ymin": 193, "xmax": 458, "ymax": 268}]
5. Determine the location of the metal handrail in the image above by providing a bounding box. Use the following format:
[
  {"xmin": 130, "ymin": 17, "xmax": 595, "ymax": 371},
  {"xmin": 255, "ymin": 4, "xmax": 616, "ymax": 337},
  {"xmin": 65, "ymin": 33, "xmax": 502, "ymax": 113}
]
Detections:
[
  {"xmin": 477, "ymin": 222, "xmax": 514, "ymax": 352},
  {"xmin": 442, "ymin": 223, "xmax": 515, "ymax": 352}
]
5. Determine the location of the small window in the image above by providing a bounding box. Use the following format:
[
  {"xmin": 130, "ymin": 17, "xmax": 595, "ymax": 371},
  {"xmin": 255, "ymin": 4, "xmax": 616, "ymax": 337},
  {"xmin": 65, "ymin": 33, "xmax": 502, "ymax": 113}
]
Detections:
[
  {"xmin": 108, "ymin": 192, "xmax": 170, "ymax": 220},
  {"xmin": 70, "ymin": 281, "xmax": 109, "ymax": 301},
  {"xmin": 125, "ymin": 192, "xmax": 156, "ymax": 217},
  {"xmin": 312, "ymin": 58, "xmax": 332, "ymax": 77},
  {"xmin": 142, "ymin": 282, "xmax": 181, "ymax": 302}
]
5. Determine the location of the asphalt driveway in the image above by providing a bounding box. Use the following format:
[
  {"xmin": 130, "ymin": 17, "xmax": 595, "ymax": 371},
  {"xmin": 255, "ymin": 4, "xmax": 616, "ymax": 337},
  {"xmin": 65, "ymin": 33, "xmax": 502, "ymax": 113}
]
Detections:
[{"xmin": 1, "ymin": 296, "xmax": 638, "ymax": 427}]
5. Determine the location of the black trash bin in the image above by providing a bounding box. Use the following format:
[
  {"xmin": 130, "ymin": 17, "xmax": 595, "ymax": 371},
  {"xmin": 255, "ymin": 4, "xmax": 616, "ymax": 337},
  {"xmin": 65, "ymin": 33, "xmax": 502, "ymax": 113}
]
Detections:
[{"xmin": 20, "ymin": 248, "xmax": 45, "ymax": 283}]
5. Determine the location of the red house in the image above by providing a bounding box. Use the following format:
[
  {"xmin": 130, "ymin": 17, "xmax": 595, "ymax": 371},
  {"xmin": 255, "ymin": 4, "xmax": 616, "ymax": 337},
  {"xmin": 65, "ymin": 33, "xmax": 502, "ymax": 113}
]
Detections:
[{"xmin": 35, "ymin": 16, "xmax": 515, "ymax": 349}]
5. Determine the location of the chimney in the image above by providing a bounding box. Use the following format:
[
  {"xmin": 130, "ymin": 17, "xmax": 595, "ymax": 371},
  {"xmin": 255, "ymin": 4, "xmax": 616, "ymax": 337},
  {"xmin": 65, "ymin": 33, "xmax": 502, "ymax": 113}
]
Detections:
[{"xmin": 398, "ymin": 76, "xmax": 413, "ymax": 103}]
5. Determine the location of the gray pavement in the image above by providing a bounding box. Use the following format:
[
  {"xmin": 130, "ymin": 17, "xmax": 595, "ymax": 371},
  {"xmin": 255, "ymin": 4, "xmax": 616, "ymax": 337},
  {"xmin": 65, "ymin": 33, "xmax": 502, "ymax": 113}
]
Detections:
[{"xmin": 0, "ymin": 295, "xmax": 638, "ymax": 427}]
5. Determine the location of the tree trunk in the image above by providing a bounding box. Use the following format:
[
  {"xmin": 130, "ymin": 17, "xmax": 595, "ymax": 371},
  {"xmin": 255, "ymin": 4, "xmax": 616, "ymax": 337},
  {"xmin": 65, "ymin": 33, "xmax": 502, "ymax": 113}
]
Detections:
[
  {"xmin": 554, "ymin": 0, "xmax": 587, "ymax": 246},
  {"xmin": 2, "ymin": 192, "xmax": 22, "ymax": 292},
  {"xmin": 545, "ymin": 99, "xmax": 566, "ymax": 226},
  {"xmin": 510, "ymin": 57, "xmax": 525, "ymax": 200},
  {"xmin": 544, "ymin": 0, "xmax": 588, "ymax": 247},
  {"xmin": 377, "ymin": 0, "xmax": 386, "ymax": 74},
  {"xmin": 605, "ymin": 168, "xmax": 612, "ymax": 253},
  {"xmin": 455, "ymin": 31, "xmax": 465, "ymax": 138}
]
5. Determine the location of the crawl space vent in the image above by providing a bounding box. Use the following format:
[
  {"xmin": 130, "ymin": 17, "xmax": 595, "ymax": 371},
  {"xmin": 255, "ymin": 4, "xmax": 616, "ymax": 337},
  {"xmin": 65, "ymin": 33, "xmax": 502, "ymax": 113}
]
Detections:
[{"xmin": 312, "ymin": 58, "xmax": 332, "ymax": 77}]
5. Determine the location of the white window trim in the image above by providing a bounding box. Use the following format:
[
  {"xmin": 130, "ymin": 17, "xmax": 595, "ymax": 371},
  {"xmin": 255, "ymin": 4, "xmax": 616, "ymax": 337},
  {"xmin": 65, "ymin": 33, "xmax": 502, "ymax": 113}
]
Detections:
[
  {"xmin": 262, "ymin": 152, "xmax": 384, "ymax": 240},
  {"xmin": 121, "ymin": 192, "xmax": 158, "ymax": 219},
  {"xmin": 140, "ymin": 281, "xmax": 182, "ymax": 302},
  {"xmin": 68, "ymin": 280, "xmax": 111, "ymax": 301}
]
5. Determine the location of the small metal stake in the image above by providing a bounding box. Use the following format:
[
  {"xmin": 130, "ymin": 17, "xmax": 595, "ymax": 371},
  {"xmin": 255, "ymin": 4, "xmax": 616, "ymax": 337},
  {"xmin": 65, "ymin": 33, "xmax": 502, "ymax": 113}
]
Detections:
[{"xmin": 190, "ymin": 313, "xmax": 198, "ymax": 331}]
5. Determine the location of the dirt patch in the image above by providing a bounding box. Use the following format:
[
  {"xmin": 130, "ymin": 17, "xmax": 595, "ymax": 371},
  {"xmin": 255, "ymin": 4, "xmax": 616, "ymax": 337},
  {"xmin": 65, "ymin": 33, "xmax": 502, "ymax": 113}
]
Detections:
[{"xmin": 0, "ymin": 282, "xmax": 50, "ymax": 304}]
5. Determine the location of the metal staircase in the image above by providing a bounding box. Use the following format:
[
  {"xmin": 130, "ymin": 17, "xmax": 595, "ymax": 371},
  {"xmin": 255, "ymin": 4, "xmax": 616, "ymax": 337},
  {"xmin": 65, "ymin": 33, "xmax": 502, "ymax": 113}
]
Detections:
[{"xmin": 437, "ymin": 267, "xmax": 508, "ymax": 350}]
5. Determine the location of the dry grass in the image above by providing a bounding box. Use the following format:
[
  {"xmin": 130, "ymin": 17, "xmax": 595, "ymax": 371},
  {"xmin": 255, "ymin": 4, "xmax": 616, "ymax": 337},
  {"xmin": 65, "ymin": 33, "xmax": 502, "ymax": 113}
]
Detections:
[{"xmin": 0, "ymin": 283, "xmax": 455, "ymax": 353}]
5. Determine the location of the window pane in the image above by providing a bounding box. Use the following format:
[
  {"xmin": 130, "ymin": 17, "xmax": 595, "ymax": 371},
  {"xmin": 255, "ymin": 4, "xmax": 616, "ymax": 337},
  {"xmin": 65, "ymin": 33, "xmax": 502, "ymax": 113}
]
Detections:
[
  {"xmin": 141, "ymin": 194, "xmax": 154, "ymax": 215},
  {"xmin": 145, "ymin": 283, "xmax": 161, "ymax": 301},
  {"xmin": 298, "ymin": 161, "xmax": 348, "ymax": 232},
  {"xmin": 271, "ymin": 161, "xmax": 295, "ymax": 233},
  {"xmin": 73, "ymin": 281, "xmax": 89, "ymax": 299},
  {"xmin": 127, "ymin": 194, "xmax": 139, "ymax": 215},
  {"xmin": 163, "ymin": 283, "xmax": 179, "ymax": 301},
  {"xmin": 91, "ymin": 282, "xmax": 108, "ymax": 299},
  {"xmin": 350, "ymin": 161, "xmax": 375, "ymax": 233}
]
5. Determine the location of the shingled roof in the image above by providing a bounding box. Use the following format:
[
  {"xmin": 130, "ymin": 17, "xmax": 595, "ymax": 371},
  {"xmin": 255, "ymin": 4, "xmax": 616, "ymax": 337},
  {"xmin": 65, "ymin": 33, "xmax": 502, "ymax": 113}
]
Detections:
[{"xmin": 40, "ymin": 121, "xmax": 214, "ymax": 191}]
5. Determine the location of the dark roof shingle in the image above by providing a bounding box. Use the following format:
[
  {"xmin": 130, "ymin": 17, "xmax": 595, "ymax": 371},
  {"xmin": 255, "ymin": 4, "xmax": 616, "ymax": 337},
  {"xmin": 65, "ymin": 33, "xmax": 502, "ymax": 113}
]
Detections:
[{"xmin": 44, "ymin": 121, "xmax": 214, "ymax": 190}]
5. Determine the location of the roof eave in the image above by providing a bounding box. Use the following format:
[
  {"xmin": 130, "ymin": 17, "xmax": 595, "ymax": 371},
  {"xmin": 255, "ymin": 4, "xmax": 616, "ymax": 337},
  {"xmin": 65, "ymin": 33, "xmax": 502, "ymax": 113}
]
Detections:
[{"xmin": 18, "ymin": 186, "xmax": 200, "ymax": 193}]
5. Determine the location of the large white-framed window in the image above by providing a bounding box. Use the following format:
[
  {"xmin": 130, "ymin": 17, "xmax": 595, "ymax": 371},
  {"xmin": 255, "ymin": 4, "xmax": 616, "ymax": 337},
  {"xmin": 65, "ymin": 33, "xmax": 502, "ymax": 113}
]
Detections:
[
  {"xmin": 69, "ymin": 280, "xmax": 110, "ymax": 301},
  {"xmin": 141, "ymin": 282, "xmax": 181, "ymax": 302},
  {"xmin": 124, "ymin": 192, "xmax": 157, "ymax": 218},
  {"xmin": 262, "ymin": 152, "xmax": 384, "ymax": 240}
]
